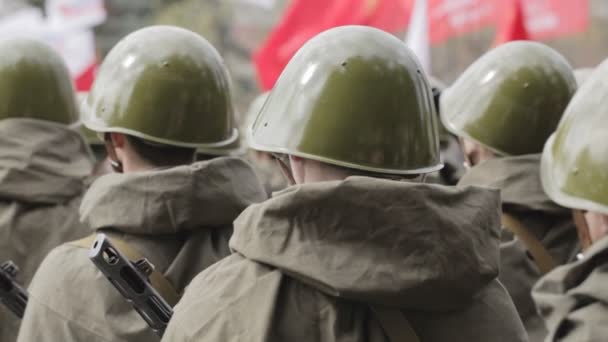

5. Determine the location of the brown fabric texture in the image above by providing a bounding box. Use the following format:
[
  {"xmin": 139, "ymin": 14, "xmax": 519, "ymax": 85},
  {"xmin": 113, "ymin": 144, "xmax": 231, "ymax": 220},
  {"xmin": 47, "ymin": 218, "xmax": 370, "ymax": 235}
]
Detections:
[
  {"xmin": 162, "ymin": 177, "xmax": 527, "ymax": 342},
  {"xmin": 0, "ymin": 119, "xmax": 94, "ymax": 342},
  {"xmin": 458, "ymin": 154, "xmax": 579, "ymax": 342},
  {"xmin": 532, "ymin": 236, "xmax": 608, "ymax": 341},
  {"xmin": 16, "ymin": 157, "xmax": 267, "ymax": 342}
]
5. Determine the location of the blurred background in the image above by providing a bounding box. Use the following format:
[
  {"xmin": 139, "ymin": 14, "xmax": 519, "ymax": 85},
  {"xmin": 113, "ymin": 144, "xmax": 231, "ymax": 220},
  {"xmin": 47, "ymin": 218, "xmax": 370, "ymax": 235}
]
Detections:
[{"xmin": 0, "ymin": 0, "xmax": 602, "ymax": 118}]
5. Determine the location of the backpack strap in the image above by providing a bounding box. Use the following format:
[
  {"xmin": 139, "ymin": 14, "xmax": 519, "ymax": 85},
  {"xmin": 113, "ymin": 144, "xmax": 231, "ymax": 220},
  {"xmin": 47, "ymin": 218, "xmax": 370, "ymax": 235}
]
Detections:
[
  {"xmin": 501, "ymin": 213, "xmax": 557, "ymax": 274},
  {"xmin": 69, "ymin": 234, "xmax": 180, "ymax": 306},
  {"xmin": 370, "ymin": 305, "xmax": 420, "ymax": 342}
]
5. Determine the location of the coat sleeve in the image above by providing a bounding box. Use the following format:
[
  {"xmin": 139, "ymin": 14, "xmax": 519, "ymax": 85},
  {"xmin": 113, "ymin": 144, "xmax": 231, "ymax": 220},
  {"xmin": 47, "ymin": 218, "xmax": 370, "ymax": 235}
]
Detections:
[{"xmin": 532, "ymin": 237, "xmax": 608, "ymax": 341}]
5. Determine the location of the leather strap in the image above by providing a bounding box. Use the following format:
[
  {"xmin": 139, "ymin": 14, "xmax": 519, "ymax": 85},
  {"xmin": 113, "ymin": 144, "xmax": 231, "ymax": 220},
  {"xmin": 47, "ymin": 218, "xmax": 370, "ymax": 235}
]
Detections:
[
  {"xmin": 501, "ymin": 213, "xmax": 556, "ymax": 274},
  {"xmin": 370, "ymin": 305, "xmax": 420, "ymax": 342},
  {"xmin": 572, "ymin": 210, "xmax": 592, "ymax": 252},
  {"xmin": 69, "ymin": 234, "xmax": 180, "ymax": 306}
]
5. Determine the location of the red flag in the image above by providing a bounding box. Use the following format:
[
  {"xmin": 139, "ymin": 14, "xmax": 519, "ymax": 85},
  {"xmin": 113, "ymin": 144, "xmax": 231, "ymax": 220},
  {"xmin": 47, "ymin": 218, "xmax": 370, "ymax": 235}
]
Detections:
[
  {"xmin": 427, "ymin": 0, "xmax": 588, "ymax": 45},
  {"xmin": 75, "ymin": 61, "xmax": 96, "ymax": 91},
  {"xmin": 254, "ymin": 0, "xmax": 412, "ymax": 90},
  {"xmin": 367, "ymin": 0, "xmax": 414, "ymax": 32},
  {"xmin": 429, "ymin": 0, "xmax": 503, "ymax": 44},
  {"xmin": 493, "ymin": 0, "xmax": 529, "ymax": 46},
  {"xmin": 521, "ymin": 0, "xmax": 589, "ymax": 40}
]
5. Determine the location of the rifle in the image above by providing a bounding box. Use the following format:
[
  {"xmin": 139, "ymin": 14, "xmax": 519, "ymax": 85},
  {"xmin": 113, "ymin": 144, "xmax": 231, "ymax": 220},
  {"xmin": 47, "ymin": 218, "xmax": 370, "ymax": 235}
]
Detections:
[
  {"xmin": 0, "ymin": 261, "xmax": 28, "ymax": 318},
  {"xmin": 88, "ymin": 234, "xmax": 173, "ymax": 336}
]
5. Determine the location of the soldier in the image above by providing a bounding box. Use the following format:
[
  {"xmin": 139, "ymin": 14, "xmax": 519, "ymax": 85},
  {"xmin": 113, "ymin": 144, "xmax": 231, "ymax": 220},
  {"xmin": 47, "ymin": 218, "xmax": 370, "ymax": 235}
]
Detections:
[
  {"xmin": 426, "ymin": 77, "xmax": 465, "ymax": 185},
  {"xmin": 574, "ymin": 68, "xmax": 593, "ymax": 87},
  {"xmin": 77, "ymin": 92, "xmax": 113, "ymax": 176},
  {"xmin": 532, "ymin": 60, "xmax": 608, "ymax": 341},
  {"xmin": 17, "ymin": 26, "xmax": 266, "ymax": 342},
  {"xmin": 80, "ymin": 125, "xmax": 111, "ymax": 174},
  {"xmin": 162, "ymin": 26, "xmax": 527, "ymax": 342},
  {"xmin": 441, "ymin": 41, "xmax": 579, "ymax": 341},
  {"xmin": 241, "ymin": 92, "xmax": 287, "ymax": 195},
  {"xmin": 0, "ymin": 38, "xmax": 94, "ymax": 342}
]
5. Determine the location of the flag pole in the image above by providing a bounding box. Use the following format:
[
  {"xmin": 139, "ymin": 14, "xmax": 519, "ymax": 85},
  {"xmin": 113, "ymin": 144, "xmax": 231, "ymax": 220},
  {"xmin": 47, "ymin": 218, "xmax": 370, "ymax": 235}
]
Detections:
[{"xmin": 406, "ymin": 0, "xmax": 431, "ymax": 74}]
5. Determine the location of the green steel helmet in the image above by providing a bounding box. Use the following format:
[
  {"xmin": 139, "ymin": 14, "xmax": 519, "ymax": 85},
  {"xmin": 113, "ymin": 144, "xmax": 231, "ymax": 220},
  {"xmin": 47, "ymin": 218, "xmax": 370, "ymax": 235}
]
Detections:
[
  {"xmin": 81, "ymin": 126, "xmax": 102, "ymax": 145},
  {"xmin": 428, "ymin": 76, "xmax": 451, "ymax": 138},
  {"xmin": 249, "ymin": 25, "xmax": 441, "ymax": 175},
  {"xmin": 76, "ymin": 92, "xmax": 103, "ymax": 145},
  {"xmin": 196, "ymin": 135, "xmax": 245, "ymax": 157},
  {"xmin": 242, "ymin": 92, "xmax": 269, "ymax": 147},
  {"xmin": 0, "ymin": 38, "xmax": 78, "ymax": 124},
  {"xmin": 441, "ymin": 41, "xmax": 576, "ymax": 156},
  {"xmin": 429, "ymin": 76, "xmax": 447, "ymax": 94},
  {"xmin": 574, "ymin": 68, "xmax": 594, "ymax": 87},
  {"xmin": 541, "ymin": 61, "xmax": 608, "ymax": 215},
  {"xmin": 82, "ymin": 25, "xmax": 237, "ymax": 149}
]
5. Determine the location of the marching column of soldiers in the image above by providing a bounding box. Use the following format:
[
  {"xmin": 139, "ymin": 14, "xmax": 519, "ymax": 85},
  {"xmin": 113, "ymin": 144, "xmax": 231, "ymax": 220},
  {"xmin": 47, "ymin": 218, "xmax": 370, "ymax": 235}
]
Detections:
[{"xmin": 0, "ymin": 24, "xmax": 606, "ymax": 342}]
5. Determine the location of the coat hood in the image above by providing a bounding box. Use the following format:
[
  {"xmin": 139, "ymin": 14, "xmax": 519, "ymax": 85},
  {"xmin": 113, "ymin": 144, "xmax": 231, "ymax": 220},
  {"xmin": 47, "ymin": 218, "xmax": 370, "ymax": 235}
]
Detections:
[
  {"xmin": 532, "ymin": 236, "xmax": 608, "ymax": 341},
  {"xmin": 0, "ymin": 118, "xmax": 93, "ymax": 203},
  {"xmin": 459, "ymin": 154, "xmax": 566, "ymax": 214},
  {"xmin": 230, "ymin": 176, "xmax": 502, "ymax": 311},
  {"xmin": 80, "ymin": 157, "xmax": 266, "ymax": 235}
]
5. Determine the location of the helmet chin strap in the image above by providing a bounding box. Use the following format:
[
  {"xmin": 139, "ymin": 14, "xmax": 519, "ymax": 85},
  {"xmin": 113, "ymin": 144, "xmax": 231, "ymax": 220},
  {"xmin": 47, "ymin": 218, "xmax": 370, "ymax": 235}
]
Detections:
[
  {"xmin": 103, "ymin": 133, "xmax": 124, "ymax": 173},
  {"xmin": 271, "ymin": 153, "xmax": 296, "ymax": 185},
  {"xmin": 572, "ymin": 209, "xmax": 592, "ymax": 256}
]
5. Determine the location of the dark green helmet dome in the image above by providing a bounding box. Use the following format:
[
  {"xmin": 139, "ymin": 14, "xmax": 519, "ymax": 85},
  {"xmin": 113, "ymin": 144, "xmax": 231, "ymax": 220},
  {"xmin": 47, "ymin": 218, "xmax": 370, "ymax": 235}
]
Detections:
[
  {"xmin": 541, "ymin": 61, "xmax": 608, "ymax": 215},
  {"xmin": 250, "ymin": 25, "xmax": 442, "ymax": 175},
  {"xmin": 441, "ymin": 41, "xmax": 576, "ymax": 156},
  {"xmin": 82, "ymin": 25, "xmax": 237, "ymax": 149},
  {"xmin": 0, "ymin": 38, "xmax": 78, "ymax": 124}
]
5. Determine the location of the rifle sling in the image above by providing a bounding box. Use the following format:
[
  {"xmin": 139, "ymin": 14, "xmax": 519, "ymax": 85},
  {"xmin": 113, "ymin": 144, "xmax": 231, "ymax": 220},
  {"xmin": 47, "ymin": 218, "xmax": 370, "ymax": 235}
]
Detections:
[
  {"xmin": 69, "ymin": 234, "xmax": 180, "ymax": 306},
  {"xmin": 370, "ymin": 305, "xmax": 420, "ymax": 342},
  {"xmin": 501, "ymin": 213, "xmax": 556, "ymax": 274}
]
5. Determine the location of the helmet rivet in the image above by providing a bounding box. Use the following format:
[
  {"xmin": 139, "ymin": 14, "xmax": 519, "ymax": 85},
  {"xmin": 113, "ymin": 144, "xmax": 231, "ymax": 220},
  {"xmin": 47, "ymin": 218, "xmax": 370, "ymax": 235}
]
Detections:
[
  {"xmin": 523, "ymin": 82, "xmax": 529, "ymax": 88},
  {"xmin": 572, "ymin": 167, "xmax": 579, "ymax": 175},
  {"xmin": 162, "ymin": 61, "xmax": 170, "ymax": 67}
]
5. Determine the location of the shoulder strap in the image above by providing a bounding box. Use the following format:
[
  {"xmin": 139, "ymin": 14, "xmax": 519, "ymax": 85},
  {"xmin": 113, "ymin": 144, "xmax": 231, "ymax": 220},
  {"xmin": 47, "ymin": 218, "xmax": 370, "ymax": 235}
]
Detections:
[
  {"xmin": 501, "ymin": 213, "xmax": 557, "ymax": 274},
  {"xmin": 370, "ymin": 305, "xmax": 420, "ymax": 342},
  {"xmin": 69, "ymin": 234, "xmax": 181, "ymax": 306}
]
